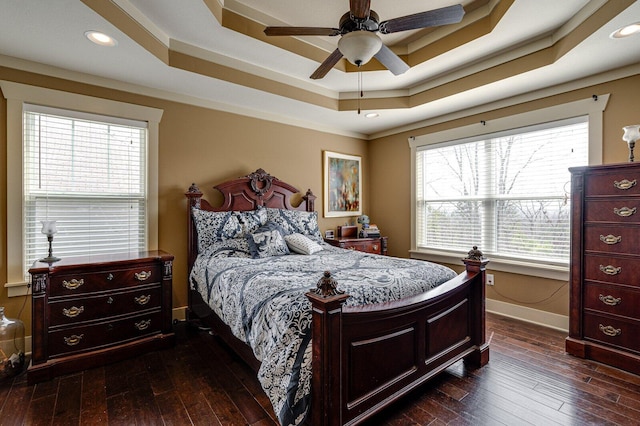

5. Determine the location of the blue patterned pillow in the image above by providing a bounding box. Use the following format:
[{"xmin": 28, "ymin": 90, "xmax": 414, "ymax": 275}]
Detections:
[
  {"xmin": 266, "ymin": 208, "xmax": 323, "ymax": 242},
  {"xmin": 246, "ymin": 222, "xmax": 290, "ymax": 258},
  {"xmin": 235, "ymin": 208, "xmax": 268, "ymax": 235},
  {"xmin": 203, "ymin": 238, "xmax": 252, "ymax": 258},
  {"xmin": 192, "ymin": 208, "xmax": 244, "ymax": 251}
]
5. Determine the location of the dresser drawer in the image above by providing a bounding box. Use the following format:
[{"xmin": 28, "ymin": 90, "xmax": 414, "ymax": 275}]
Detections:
[
  {"xmin": 583, "ymin": 224, "xmax": 640, "ymax": 255},
  {"xmin": 48, "ymin": 284, "xmax": 162, "ymax": 326},
  {"xmin": 49, "ymin": 263, "xmax": 162, "ymax": 297},
  {"xmin": 583, "ymin": 254, "xmax": 640, "ymax": 287},
  {"xmin": 585, "ymin": 172, "xmax": 640, "ymax": 197},
  {"xmin": 48, "ymin": 310, "xmax": 162, "ymax": 358},
  {"xmin": 584, "ymin": 199, "xmax": 640, "ymax": 223},
  {"xmin": 583, "ymin": 312, "xmax": 640, "ymax": 354},
  {"xmin": 584, "ymin": 282, "xmax": 640, "ymax": 318}
]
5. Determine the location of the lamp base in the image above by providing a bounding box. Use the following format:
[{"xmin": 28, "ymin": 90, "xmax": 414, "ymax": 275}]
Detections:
[{"xmin": 39, "ymin": 256, "xmax": 61, "ymax": 263}]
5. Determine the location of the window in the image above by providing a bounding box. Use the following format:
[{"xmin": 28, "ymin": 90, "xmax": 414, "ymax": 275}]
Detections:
[
  {"xmin": 416, "ymin": 117, "xmax": 588, "ymax": 266},
  {"xmin": 23, "ymin": 105, "xmax": 148, "ymax": 269},
  {"xmin": 2, "ymin": 81, "xmax": 162, "ymax": 294}
]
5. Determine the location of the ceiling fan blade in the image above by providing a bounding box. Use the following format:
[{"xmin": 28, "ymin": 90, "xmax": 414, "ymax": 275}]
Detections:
[
  {"xmin": 310, "ymin": 49, "xmax": 344, "ymax": 79},
  {"xmin": 264, "ymin": 27, "xmax": 341, "ymax": 37},
  {"xmin": 379, "ymin": 4, "xmax": 464, "ymax": 34},
  {"xmin": 374, "ymin": 44, "xmax": 410, "ymax": 75},
  {"xmin": 349, "ymin": 0, "xmax": 371, "ymax": 20}
]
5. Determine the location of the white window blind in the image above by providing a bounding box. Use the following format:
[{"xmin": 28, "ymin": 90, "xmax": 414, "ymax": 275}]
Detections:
[
  {"xmin": 416, "ymin": 117, "xmax": 588, "ymax": 265},
  {"xmin": 23, "ymin": 105, "xmax": 148, "ymax": 273}
]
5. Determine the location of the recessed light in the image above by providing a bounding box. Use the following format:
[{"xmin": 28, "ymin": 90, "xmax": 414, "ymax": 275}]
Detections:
[
  {"xmin": 364, "ymin": 112, "xmax": 379, "ymax": 119},
  {"xmin": 610, "ymin": 23, "xmax": 640, "ymax": 39},
  {"xmin": 85, "ymin": 31, "xmax": 118, "ymax": 47}
]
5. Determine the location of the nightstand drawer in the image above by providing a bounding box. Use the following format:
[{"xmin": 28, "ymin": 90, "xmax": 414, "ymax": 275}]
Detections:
[
  {"xmin": 48, "ymin": 284, "xmax": 162, "ymax": 326},
  {"xmin": 48, "ymin": 310, "xmax": 162, "ymax": 358},
  {"xmin": 342, "ymin": 240, "xmax": 381, "ymax": 254},
  {"xmin": 49, "ymin": 264, "xmax": 161, "ymax": 297}
]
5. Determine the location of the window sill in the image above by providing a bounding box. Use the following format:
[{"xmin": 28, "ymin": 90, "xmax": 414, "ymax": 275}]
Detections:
[
  {"xmin": 409, "ymin": 249, "xmax": 569, "ymax": 281},
  {"xmin": 4, "ymin": 281, "xmax": 30, "ymax": 297}
]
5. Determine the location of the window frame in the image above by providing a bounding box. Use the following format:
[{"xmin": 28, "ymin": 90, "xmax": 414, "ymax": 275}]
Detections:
[
  {"xmin": 2, "ymin": 81, "xmax": 163, "ymax": 296},
  {"xmin": 409, "ymin": 95, "xmax": 609, "ymax": 280}
]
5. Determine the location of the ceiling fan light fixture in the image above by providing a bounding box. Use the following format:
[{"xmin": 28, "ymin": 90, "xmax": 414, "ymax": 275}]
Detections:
[{"xmin": 338, "ymin": 31, "xmax": 382, "ymax": 66}]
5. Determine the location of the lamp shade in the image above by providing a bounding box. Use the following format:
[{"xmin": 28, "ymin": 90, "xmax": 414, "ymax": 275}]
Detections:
[
  {"xmin": 338, "ymin": 31, "xmax": 382, "ymax": 66},
  {"xmin": 622, "ymin": 124, "xmax": 640, "ymax": 143},
  {"xmin": 40, "ymin": 220, "xmax": 58, "ymax": 236}
]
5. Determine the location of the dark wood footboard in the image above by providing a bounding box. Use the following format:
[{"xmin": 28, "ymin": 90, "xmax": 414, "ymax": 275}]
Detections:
[{"xmin": 306, "ymin": 257, "xmax": 489, "ymax": 426}]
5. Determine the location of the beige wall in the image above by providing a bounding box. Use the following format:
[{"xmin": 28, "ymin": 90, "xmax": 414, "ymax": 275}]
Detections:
[
  {"xmin": 2, "ymin": 64, "xmax": 639, "ymax": 333},
  {"xmin": 0, "ymin": 66, "xmax": 367, "ymax": 333},
  {"xmin": 368, "ymin": 73, "xmax": 640, "ymax": 318}
]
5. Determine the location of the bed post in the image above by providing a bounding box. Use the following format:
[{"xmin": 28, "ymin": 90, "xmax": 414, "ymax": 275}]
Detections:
[
  {"xmin": 462, "ymin": 247, "xmax": 490, "ymax": 368},
  {"xmin": 306, "ymin": 272, "xmax": 349, "ymax": 426}
]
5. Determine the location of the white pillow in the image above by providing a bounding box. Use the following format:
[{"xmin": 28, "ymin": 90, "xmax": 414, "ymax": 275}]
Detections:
[{"xmin": 285, "ymin": 233, "xmax": 323, "ymax": 255}]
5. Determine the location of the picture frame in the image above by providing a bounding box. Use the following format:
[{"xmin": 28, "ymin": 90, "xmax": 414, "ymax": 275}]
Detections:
[{"xmin": 323, "ymin": 150, "xmax": 362, "ymax": 217}]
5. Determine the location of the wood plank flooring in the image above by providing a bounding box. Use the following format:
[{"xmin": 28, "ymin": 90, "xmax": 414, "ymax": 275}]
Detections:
[{"xmin": 2, "ymin": 312, "xmax": 640, "ymax": 425}]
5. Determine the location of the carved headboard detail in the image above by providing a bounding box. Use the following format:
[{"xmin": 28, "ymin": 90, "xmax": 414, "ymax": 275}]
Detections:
[{"xmin": 186, "ymin": 168, "xmax": 317, "ymax": 269}]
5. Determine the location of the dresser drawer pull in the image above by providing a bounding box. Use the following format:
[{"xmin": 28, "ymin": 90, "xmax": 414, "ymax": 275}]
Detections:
[
  {"xmin": 599, "ymin": 234, "xmax": 621, "ymax": 245},
  {"xmin": 106, "ymin": 296, "xmax": 114, "ymax": 304},
  {"xmin": 62, "ymin": 278, "xmax": 84, "ymax": 290},
  {"xmin": 347, "ymin": 247, "xmax": 356, "ymax": 250},
  {"xmin": 135, "ymin": 319, "xmax": 151, "ymax": 331},
  {"xmin": 599, "ymin": 294, "xmax": 622, "ymax": 306},
  {"xmin": 372, "ymin": 244, "xmax": 378, "ymax": 251},
  {"xmin": 599, "ymin": 324, "xmax": 621, "ymax": 337},
  {"xmin": 134, "ymin": 271, "xmax": 152, "ymax": 281},
  {"xmin": 613, "ymin": 206, "xmax": 637, "ymax": 217},
  {"xmin": 614, "ymin": 179, "xmax": 637, "ymax": 190},
  {"xmin": 62, "ymin": 305, "xmax": 85, "ymax": 318},
  {"xmin": 64, "ymin": 334, "xmax": 84, "ymax": 346},
  {"xmin": 107, "ymin": 273, "xmax": 114, "ymax": 281},
  {"xmin": 134, "ymin": 294, "xmax": 151, "ymax": 305},
  {"xmin": 599, "ymin": 265, "xmax": 622, "ymax": 275}
]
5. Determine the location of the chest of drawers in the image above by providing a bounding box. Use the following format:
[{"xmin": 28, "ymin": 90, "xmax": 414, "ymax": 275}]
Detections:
[
  {"xmin": 324, "ymin": 236, "xmax": 388, "ymax": 255},
  {"xmin": 566, "ymin": 163, "xmax": 640, "ymax": 375},
  {"xmin": 27, "ymin": 251, "xmax": 175, "ymax": 384}
]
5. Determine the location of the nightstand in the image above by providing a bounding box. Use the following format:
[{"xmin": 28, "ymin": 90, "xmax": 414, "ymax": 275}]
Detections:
[
  {"xmin": 324, "ymin": 236, "xmax": 388, "ymax": 255},
  {"xmin": 27, "ymin": 250, "xmax": 175, "ymax": 384}
]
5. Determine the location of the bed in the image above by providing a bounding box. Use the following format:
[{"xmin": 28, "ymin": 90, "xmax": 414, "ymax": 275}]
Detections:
[{"xmin": 185, "ymin": 168, "xmax": 489, "ymax": 426}]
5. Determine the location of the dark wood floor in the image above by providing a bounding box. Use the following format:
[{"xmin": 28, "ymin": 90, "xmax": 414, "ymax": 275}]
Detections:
[{"xmin": 2, "ymin": 312, "xmax": 640, "ymax": 425}]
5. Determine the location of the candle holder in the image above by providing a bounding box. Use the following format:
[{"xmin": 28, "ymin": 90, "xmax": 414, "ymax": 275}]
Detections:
[
  {"xmin": 39, "ymin": 220, "xmax": 60, "ymax": 263},
  {"xmin": 622, "ymin": 125, "xmax": 640, "ymax": 162}
]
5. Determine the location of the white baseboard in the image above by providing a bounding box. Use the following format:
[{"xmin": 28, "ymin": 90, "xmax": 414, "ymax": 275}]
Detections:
[{"xmin": 486, "ymin": 298, "xmax": 569, "ymax": 333}]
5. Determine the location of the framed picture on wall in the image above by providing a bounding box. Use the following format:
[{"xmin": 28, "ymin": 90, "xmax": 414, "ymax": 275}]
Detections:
[{"xmin": 323, "ymin": 150, "xmax": 362, "ymax": 217}]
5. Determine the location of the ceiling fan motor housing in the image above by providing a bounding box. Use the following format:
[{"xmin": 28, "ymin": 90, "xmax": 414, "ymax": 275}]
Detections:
[{"xmin": 339, "ymin": 10, "xmax": 380, "ymax": 33}]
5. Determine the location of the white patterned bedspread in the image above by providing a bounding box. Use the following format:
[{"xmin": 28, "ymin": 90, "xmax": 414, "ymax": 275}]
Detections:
[{"xmin": 190, "ymin": 243, "xmax": 456, "ymax": 425}]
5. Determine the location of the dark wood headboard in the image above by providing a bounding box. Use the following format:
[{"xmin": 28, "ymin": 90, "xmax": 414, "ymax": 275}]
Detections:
[{"xmin": 185, "ymin": 168, "xmax": 317, "ymax": 271}]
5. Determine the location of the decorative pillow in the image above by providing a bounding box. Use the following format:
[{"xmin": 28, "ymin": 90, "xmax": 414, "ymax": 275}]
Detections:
[
  {"xmin": 202, "ymin": 238, "xmax": 252, "ymax": 258},
  {"xmin": 192, "ymin": 208, "xmax": 243, "ymax": 251},
  {"xmin": 235, "ymin": 207, "xmax": 268, "ymax": 235},
  {"xmin": 266, "ymin": 208, "xmax": 323, "ymax": 242},
  {"xmin": 284, "ymin": 233, "xmax": 323, "ymax": 255},
  {"xmin": 246, "ymin": 222, "xmax": 290, "ymax": 258}
]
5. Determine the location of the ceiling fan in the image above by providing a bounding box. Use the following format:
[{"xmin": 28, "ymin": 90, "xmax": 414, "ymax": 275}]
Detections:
[{"xmin": 264, "ymin": 0, "xmax": 465, "ymax": 79}]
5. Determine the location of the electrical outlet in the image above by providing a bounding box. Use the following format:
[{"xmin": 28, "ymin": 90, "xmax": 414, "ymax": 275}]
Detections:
[{"xmin": 486, "ymin": 273, "xmax": 494, "ymax": 286}]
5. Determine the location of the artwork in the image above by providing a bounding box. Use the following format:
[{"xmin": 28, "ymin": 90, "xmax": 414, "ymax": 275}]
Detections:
[{"xmin": 323, "ymin": 151, "xmax": 362, "ymax": 217}]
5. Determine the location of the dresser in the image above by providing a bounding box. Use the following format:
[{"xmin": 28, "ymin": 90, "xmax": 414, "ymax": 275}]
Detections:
[
  {"xmin": 566, "ymin": 163, "xmax": 640, "ymax": 375},
  {"xmin": 27, "ymin": 250, "xmax": 175, "ymax": 384},
  {"xmin": 324, "ymin": 236, "xmax": 388, "ymax": 255}
]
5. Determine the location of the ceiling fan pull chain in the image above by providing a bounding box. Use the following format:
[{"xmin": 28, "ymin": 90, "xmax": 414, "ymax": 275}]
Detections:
[{"xmin": 358, "ymin": 69, "xmax": 362, "ymax": 114}]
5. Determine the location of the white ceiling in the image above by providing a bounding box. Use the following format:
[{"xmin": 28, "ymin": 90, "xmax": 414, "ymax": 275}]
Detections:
[{"xmin": 1, "ymin": 0, "xmax": 639, "ymax": 138}]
